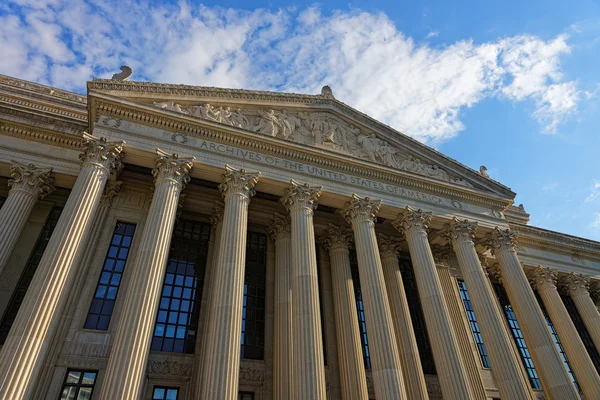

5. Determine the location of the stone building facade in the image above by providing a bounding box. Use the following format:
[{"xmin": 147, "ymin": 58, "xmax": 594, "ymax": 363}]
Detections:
[{"xmin": 0, "ymin": 73, "xmax": 599, "ymax": 399}]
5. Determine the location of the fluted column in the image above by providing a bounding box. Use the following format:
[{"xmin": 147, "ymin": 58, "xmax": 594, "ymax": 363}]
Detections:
[
  {"xmin": 377, "ymin": 234, "xmax": 429, "ymax": 400},
  {"xmin": 393, "ymin": 208, "xmax": 473, "ymax": 400},
  {"xmin": 100, "ymin": 151, "xmax": 193, "ymax": 399},
  {"xmin": 199, "ymin": 166, "xmax": 260, "ymax": 399},
  {"xmin": 0, "ymin": 134, "xmax": 124, "ymax": 400},
  {"xmin": 0, "ymin": 161, "xmax": 55, "ymax": 276},
  {"xmin": 486, "ymin": 228, "xmax": 579, "ymax": 399},
  {"xmin": 268, "ymin": 213, "xmax": 294, "ymax": 400},
  {"xmin": 321, "ymin": 224, "xmax": 369, "ymax": 400},
  {"xmin": 531, "ymin": 266, "xmax": 600, "ymax": 399},
  {"xmin": 444, "ymin": 219, "xmax": 534, "ymax": 399},
  {"xmin": 280, "ymin": 180, "xmax": 326, "ymax": 399},
  {"xmin": 343, "ymin": 194, "xmax": 406, "ymax": 399},
  {"xmin": 563, "ymin": 273, "xmax": 600, "ymax": 358}
]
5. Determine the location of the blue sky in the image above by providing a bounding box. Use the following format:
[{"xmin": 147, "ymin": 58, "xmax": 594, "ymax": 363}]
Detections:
[{"xmin": 1, "ymin": 0, "xmax": 599, "ymax": 239}]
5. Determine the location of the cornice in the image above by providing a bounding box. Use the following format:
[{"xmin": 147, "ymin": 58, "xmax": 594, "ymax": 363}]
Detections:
[
  {"xmin": 0, "ymin": 106, "xmax": 86, "ymax": 133},
  {"xmin": 87, "ymin": 79, "xmax": 515, "ymax": 198},
  {"xmin": 0, "ymin": 94, "xmax": 87, "ymax": 122},
  {"xmin": 90, "ymin": 93, "xmax": 513, "ymax": 211},
  {"xmin": 511, "ymin": 222, "xmax": 600, "ymax": 259},
  {"xmin": 0, "ymin": 119, "xmax": 84, "ymax": 150},
  {"xmin": 0, "ymin": 74, "xmax": 87, "ymax": 106}
]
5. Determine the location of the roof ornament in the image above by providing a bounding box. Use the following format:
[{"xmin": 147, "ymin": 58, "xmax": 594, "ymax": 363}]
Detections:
[
  {"xmin": 321, "ymin": 85, "xmax": 334, "ymax": 99},
  {"xmin": 480, "ymin": 165, "xmax": 490, "ymax": 178},
  {"xmin": 111, "ymin": 66, "xmax": 132, "ymax": 81}
]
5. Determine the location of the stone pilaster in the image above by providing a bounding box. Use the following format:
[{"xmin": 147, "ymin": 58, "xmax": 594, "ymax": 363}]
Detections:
[
  {"xmin": 0, "ymin": 161, "xmax": 55, "ymax": 275},
  {"xmin": 485, "ymin": 228, "xmax": 579, "ymax": 399},
  {"xmin": 444, "ymin": 219, "xmax": 533, "ymax": 400},
  {"xmin": 393, "ymin": 208, "xmax": 473, "ymax": 400},
  {"xmin": 268, "ymin": 213, "xmax": 294, "ymax": 400},
  {"xmin": 0, "ymin": 134, "xmax": 124, "ymax": 400},
  {"xmin": 100, "ymin": 150, "xmax": 194, "ymax": 399},
  {"xmin": 431, "ymin": 246, "xmax": 487, "ymax": 400},
  {"xmin": 280, "ymin": 180, "xmax": 327, "ymax": 399},
  {"xmin": 321, "ymin": 223, "xmax": 369, "ymax": 400},
  {"xmin": 200, "ymin": 165, "xmax": 259, "ymax": 399},
  {"xmin": 377, "ymin": 233, "xmax": 429, "ymax": 400},
  {"xmin": 343, "ymin": 194, "xmax": 407, "ymax": 399},
  {"xmin": 531, "ymin": 266, "xmax": 600, "ymax": 399},
  {"xmin": 562, "ymin": 272, "xmax": 600, "ymax": 358}
]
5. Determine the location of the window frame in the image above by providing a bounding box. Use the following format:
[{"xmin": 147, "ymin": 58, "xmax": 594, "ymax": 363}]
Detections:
[
  {"xmin": 457, "ymin": 279, "xmax": 491, "ymax": 368},
  {"xmin": 152, "ymin": 385, "xmax": 180, "ymax": 400},
  {"xmin": 59, "ymin": 369, "xmax": 98, "ymax": 400}
]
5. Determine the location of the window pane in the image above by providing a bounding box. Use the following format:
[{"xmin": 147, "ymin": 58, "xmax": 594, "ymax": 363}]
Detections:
[
  {"xmin": 151, "ymin": 219, "xmax": 211, "ymax": 353},
  {"xmin": 60, "ymin": 369, "xmax": 97, "ymax": 400},
  {"xmin": 349, "ymin": 250, "xmax": 371, "ymax": 370},
  {"xmin": 77, "ymin": 387, "xmax": 92, "ymax": 400},
  {"xmin": 84, "ymin": 222, "xmax": 137, "ymax": 330},
  {"xmin": 457, "ymin": 280, "xmax": 490, "ymax": 368},
  {"xmin": 60, "ymin": 387, "xmax": 78, "ymax": 400},
  {"xmin": 153, "ymin": 386, "xmax": 179, "ymax": 400},
  {"xmin": 562, "ymin": 294, "xmax": 600, "ymax": 373},
  {"xmin": 0, "ymin": 207, "xmax": 63, "ymax": 344}
]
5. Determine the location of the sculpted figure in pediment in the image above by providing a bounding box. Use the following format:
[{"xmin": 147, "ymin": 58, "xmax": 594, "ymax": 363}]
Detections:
[{"xmin": 154, "ymin": 101, "xmax": 188, "ymax": 114}]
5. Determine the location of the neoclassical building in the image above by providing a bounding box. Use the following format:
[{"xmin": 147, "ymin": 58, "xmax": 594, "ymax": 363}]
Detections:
[{"xmin": 0, "ymin": 73, "xmax": 599, "ymax": 400}]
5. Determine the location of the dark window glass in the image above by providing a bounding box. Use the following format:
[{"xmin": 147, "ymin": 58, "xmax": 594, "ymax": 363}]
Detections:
[
  {"xmin": 59, "ymin": 369, "xmax": 97, "ymax": 400},
  {"xmin": 152, "ymin": 386, "xmax": 179, "ymax": 400},
  {"xmin": 493, "ymin": 283, "xmax": 541, "ymax": 389},
  {"xmin": 540, "ymin": 303, "xmax": 580, "ymax": 391},
  {"xmin": 84, "ymin": 222, "xmax": 136, "ymax": 330},
  {"xmin": 399, "ymin": 256, "xmax": 436, "ymax": 374},
  {"xmin": 349, "ymin": 250, "xmax": 371, "ymax": 369},
  {"xmin": 457, "ymin": 280, "xmax": 490, "ymax": 368},
  {"xmin": 241, "ymin": 232, "xmax": 267, "ymax": 360},
  {"xmin": 316, "ymin": 245, "xmax": 327, "ymax": 365},
  {"xmin": 0, "ymin": 197, "xmax": 5, "ymax": 208},
  {"xmin": 238, "ymin": 392, "xmax": 254, "ymax": 400},
  {"xmin": 0, "ymin": 207, "xmax": 62, "ymax": 344},
  {"xmin": 151, "ymin": 219, "xmax": 211, "ymax": 353},
  {"xmin": 562, "ymin": 294, "xmax": 600, "ymax": 373}
]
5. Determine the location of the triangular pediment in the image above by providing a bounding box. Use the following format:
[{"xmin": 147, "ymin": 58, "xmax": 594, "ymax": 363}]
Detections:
[{"xmin": 87, "ymin": 79, "xmax": 515, "ymax": 199}]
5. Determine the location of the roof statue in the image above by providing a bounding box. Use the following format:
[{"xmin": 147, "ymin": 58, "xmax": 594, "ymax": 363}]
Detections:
[
  {"xmin": 480, "ymin": 165, "xmax": 489, "ymax": 178},
  {"xmin": 321, "ymin": 85, "xmax": 334, "ymax": 99},
  {"xmin": 111, "ymin": 66, "xmax": 132, "ymax": 81}
]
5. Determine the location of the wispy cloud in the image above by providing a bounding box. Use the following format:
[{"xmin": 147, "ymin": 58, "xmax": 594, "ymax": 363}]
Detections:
[
  {"xmin": 585, "ymin": 180, "xmax": 600, "ymax": 202},
  {"xmin": 0, "ymin": 1, "xmax": 589, "ymax": 145},
  {"xmin": 426, "ymin": 30, "xmax": 439, "ymax": 39},
  {"xmin": 542, "ymin": 182, "xmax": 559, "ymax": 191},
  {"xmin": 591, "ymin": 213, "xmax": 600, "ymax": 230}
]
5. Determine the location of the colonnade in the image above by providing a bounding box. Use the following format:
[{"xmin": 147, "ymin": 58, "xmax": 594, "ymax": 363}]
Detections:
[{"xmin": 0, "ymin": 137, "xmax": 599, "ymax": 399}]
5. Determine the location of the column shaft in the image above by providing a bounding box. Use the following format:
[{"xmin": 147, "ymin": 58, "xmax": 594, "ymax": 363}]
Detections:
[
  {"xmin": 533, "ymin": 267, "xmax": 600, "ymax": 400},
  {"xmin": 565, "ymin": 273, "xmax": 600, "ymax": 356},
  {"xmin": 200, "ymin": 166, "xmax": 259, "ymax": 399},
  {"xmin": 0, "ymin": 135, "xmax": 123, "ymax": 400},
  {"xmin": 322, "ymin": 224, "xmax": 369, "ymax": 400},
  {"xmin": 281, "ymin": 180, "xmax": 327, "ymax": 399},
  {"xmin": 344, "ymin": 195, "xmax": 406, "ymax": 399},
  {"xmin": 378, "ymin": 234, "xmax": 429, "ymax": 400},
  {"xmin": 487, "ymin": 228, "xmax": 579, "ymax": 399},
  {"xmin": 445, "ymin": 220, "xmax": 533, "ymax": 399},
  {"xmin": 0, "ymin": 161, "xmax": 54, "ymax": 275},
  {"xmin": 393, "ymin": 208, "xmax": 473, "ymax": 400}
]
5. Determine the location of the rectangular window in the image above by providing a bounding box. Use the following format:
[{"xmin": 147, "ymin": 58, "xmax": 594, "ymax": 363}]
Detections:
[
  {"xmin": 493, "ymin": 283, "xmax": 541, "ymax": 389},
  {"xmin": 457, "ymin": 280, "xmax": 490, "ymax": 368},
  {"xmin": 562, "ymin": 294, "xmax": 600, "ymax": 373},
  {"xmin": 84, "ymin": 222, "xmax": 136, "ymax": 330},
  {"xmin": 399, "ymin": 257, "xmax": 436, "ymax": 374},
  {"xmin": 152, "ymin": 386, "xmax": 179, "ymax": 400},
  {"xmin": 0, "ymin": 207, "xmax": 62, "ymax": 344},
  {"xmin": 151, "ymin": 219, "xmax": 211, "ymax": 353},
  {"xmin": 59, "ymin": 369, "xmax": 97, "ymax": 400},
  {"xmin": 241, "ymin": 232, "xmax": 267, "ymax": 360},
  {"xmin": 349, "ymin": 250, "xmax": 371, "ymax": 369},
  {"xmin": 316, "ymin": 244, "xmax": 328, "ymax": 365},
  {"xmin": 238, "ymin": 392, "xmax": 254, "ymax": 400}
]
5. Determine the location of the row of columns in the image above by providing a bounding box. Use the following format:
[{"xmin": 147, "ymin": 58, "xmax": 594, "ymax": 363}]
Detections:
[{"xmin": 1, "ymin": 135, "xmax": 600, "ymax": 399}]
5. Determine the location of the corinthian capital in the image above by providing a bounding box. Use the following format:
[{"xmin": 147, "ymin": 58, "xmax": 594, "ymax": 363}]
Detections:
[
  {"xmin": 377, "ymin": 234, "xmax": 401, "ymax": 259},
  {"xmin": 561, "ymin": 272, "xmax": 590, "ymax": 297},
  {"xmin": 342, "ymin": 194, "xmax": 381, "ymax": 225},
  {"xmin": 153, "ymin": 150, "xmax": 195, "ymax": 189},
  {"xmin": 267, "ymin": 213, "xmax": 291, "ymax": 241},
  {"xmin": 79, "ymin": 133, "xmax": 125, "ymax": 174},
  {"xmin": 209, "ymin": 201, "xmax": 225, "ymax": 228},
  {"xmin": 443, "ymin": 217, "xmax": 477, "ymax": 245},
  {"xmin": 8, "ymin": 161, "xmax": 55, "ymax": 199},
  {"xmin": 485, "ymin": 227, "xmax": 518, "ymax": 254},
  {"xmin": 392, "ymin": 206, "xmax": 432, "ymax": 235},
  {"xmin": 218, "ymin": 165, "xmax": 260, "ymax": 199},
  {"xmin": 280, "ymin": 179, "xmax": 322, "ymax": 212},
  {"xmin": 99, "ymin": 181, "xmax": 123, "ymax": 207},
  {"xmin": 529, "ymin": 265, "xmax": 557, "ymax": 291},
  {"xmin": 430, "ymin": 244, "xmax": 452, "ymax": 267},
  {"xmin": 320, "ymin": 224, "xmax": 353, "ymax": 251}
]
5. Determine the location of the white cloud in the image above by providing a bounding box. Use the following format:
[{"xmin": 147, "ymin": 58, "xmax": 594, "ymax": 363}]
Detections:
[
  {"xmin": 426, "ymin": 30, "xmax": 439, "ymax": 38},
  {"xmin": 585, "ymin": 181, "xmax": 600, "ymax": 202},
  {"xmin": 591, "ymin": 213, "xmax": 600, "ymax": 230},
  {"xmin": 0, "ymin": 1, "xmax": 588, "ymax": 145}
]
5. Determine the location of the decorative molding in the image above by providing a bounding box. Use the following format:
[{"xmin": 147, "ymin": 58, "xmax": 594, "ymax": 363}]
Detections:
[
  {"xmin": 99, "ymin": 180, "xmax": 123, "ymax": 207},
  {"xmin": 528, "ymin": 265, "xmax": 557, "ymax": 291},
  {"xmin": 56, "ymin": 356, "xmax": 107, "ymax": 370},
  {"xmin": 0, "ymin": 94, "xmax": 87, "ymax": 121},
  {"xmin": 0, "ymin": 120, "xmax": 84, "ymax": 150},
  {"xmin": 8, "ymin": 160, "xmax": 55, "ymax": 199},
  {"xmin": 430, "ymin": 244, "xmax": 452, "ymax": 267},
  {"xmin": 485, "ymin": 227, "xmax": 518, "ymax": 255},
  {"xmin": 79, "ymin": 133, "xmax": 124, "ymax": 174},
  {"xmin": 560, "ymin": 272, "xmax": 590, "ymax": 297},
  {"xmin": 147, "ymin": 359, "xmax": 193, "ymax": 377},
  {"xmin": 342, "ymin": 193, "xmax": 381, "ymax": 225},
  {"xmin": 239, "ymin": 364, "xmax": 264, "ymax": 383},
  {"xmin": 320, "ymin": 223, "xmax": 353, "ymax": 251},
  {"xmin": 218, "ymin": 164, "xmax": 260, "ymax": 200},
  {"xmin": 153, "ymin": 149, "xmax": 194, "ymax": 189},
  {"xmin": 267, "ymin": 212, "xmax": 291, "ymax": 241},
  {"xmin": 280, "ymin": 179, "xmax": 322, "ymax": 212},
  {"xmin": 0, "ymin": 74, "xmax": 87, "ymax": 104},
  {"xmin": 377, "ymin": 233, "xmax": 402, "ymax": 258},
  {"xmin": 443, "ymin": 217, "xmax": 477, "ymax": 245},
  {"xmin": 392, "ymin": 206, "xmax": 432, "ymax": 235},
  {"xmin": 485, "ymin": 263, "xmax": 503, "ymax": 283},
  {"xmin": 209, "ymin": 201, "xmax": 225, "ymax": 227}
]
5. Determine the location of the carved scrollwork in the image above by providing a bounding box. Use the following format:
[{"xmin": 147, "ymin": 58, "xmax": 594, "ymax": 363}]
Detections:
[
  {"xmin": 153, "ymin": 149, "xmax": 194, "ymax": 189},
  {"xmin": 80, "ymin": 133, "xmax": 125, "ymax": 174},
  {"xmin": 209, "ymin": 201, "xmax": 225, "ymax": 228},
  {"xmin": 218, "ymin": 164, "xmax": 260, "ymax": 200},
  {"xmin": 528, "ymin": 265, "xmax": 557, "ymax": 291},
  {"xmin": 147, "ymin": 359, "xmax": 192, "ymax": 376},
  {"xmin": 239, "ymin": 365, "xmax": 264, "ymax": 383},
  {"xmin": 280, "ymin": 179, "xmax": 322, "ymax": 212},
  {"xmin": 321, "ymin": 224, "xmax": 353, "ymax": 251},
  {"xmin": 430, "ymin": 244, "xmax": 452, "ymax": 267},
  {"xmin": 8, "ymin": 160, "xmax": 55, "ymax": 199},
  {"xmin": 99, "ymin": 181, "xmax": 123, "ymax": 207},
  {"xmin": 443, "ymin": 217, "xmax": 478, "ymax": 245},
  {"xmin": 342, "ymin": 193, "xmax": 381, "ymax": 226},
  {"xmin": 377, "ymin": 234, "xmax": 402, "ymax": 259},
  {"xmin": 267, "ymin": 212, "xmax": 291, "ymax": 241},
  {"xmin": 485, "ymin": 227, "xmax": 518, "ymax": 255},
  {"xmin": 392, "ymin": 206, "xmax": 432, "ymax": 235},
  {"xmin": 561, "ymin": 272, "xmax": 590, "ymax": 296}
]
